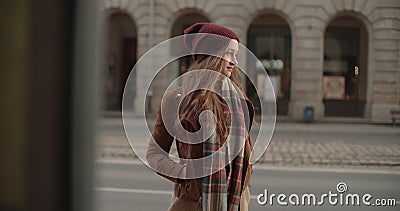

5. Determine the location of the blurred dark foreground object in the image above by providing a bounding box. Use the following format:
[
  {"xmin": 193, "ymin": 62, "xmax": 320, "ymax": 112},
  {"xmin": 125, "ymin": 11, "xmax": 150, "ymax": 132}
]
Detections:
[{"xmin": 0, "ymin": 0, "xmax": 101, "ymax": 210}]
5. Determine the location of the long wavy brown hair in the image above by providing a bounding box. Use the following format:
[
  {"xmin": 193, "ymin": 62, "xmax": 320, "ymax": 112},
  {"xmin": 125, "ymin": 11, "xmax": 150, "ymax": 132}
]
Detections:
[{"xmin": 178, "ymin": 54, "xmax": 248, "ymax": 144}]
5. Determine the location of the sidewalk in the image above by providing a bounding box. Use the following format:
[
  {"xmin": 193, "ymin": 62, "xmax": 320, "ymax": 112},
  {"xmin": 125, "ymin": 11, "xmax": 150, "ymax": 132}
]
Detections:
[
  {"xmin": 273, "ymin": 121, "xmax": 399, "ymax": 135},
  {"xmin": 96, "ymin": 116, "xmax": 400, "ymax": 173}
]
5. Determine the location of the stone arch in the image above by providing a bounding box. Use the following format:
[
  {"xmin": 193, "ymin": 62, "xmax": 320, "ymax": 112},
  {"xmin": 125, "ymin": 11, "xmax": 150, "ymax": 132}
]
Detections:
[
  {"xmin": 245, "ymin": 9, "xmax": 294, "ymax": 40},
  {"xmin": 324, "ymin": 11, "xmax": 372, "ymax": 33},
  {"xmin": 166, "ymin": 8, "xmax": 212, "ymax": 38}
]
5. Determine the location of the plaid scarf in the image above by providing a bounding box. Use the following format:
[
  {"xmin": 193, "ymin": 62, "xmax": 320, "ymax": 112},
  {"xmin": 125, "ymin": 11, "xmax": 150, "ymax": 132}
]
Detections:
[{"xmin": 202, "ymin": 78, "xmax": 247, "ymax": 211}]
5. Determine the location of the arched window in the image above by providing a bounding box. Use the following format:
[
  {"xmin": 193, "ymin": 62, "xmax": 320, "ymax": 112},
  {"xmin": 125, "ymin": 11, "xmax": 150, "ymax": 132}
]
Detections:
[
  {"xmin": 104, "ymin": 11, "xmax": 137, "ymax": 111},
  {"xmin": 323, "ymin": 16, "xmax": 368, "ymax": 117},
  {"xmin": 247, "ymin": 13, "xmax": 291, "ymax": 116}
]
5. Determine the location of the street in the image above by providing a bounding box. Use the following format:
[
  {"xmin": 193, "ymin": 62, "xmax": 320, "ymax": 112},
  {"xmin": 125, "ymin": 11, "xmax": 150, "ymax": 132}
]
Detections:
[
  {"xmin": 97, "ymin": 117, "xmax": 400, "ymax": 172},
  {"xmin": 94, "ymin": 116, "xmax": 400, "ymax": 210},
  {"xmin": 94, "ymin": 161, "xmax": 400, "ymax": 211}
]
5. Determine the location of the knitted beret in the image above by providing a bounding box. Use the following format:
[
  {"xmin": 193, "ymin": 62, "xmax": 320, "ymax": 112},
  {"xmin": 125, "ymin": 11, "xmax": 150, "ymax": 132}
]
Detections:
[{"xmin": 184, "ymin": 22, "xmax": 239, "ymax": 63}]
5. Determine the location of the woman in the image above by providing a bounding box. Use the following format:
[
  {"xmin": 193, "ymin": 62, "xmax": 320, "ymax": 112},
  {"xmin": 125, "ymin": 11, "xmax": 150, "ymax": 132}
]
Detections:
[{"xmin": 146, "ymin": 22, "xmax": 255, "ymax": 211}]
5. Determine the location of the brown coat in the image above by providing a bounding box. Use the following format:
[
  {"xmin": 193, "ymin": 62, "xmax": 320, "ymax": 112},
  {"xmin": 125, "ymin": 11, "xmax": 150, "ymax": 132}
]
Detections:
[{"xmin": 146, "ymin": 87, "xmax": 254, "ymax": 203}]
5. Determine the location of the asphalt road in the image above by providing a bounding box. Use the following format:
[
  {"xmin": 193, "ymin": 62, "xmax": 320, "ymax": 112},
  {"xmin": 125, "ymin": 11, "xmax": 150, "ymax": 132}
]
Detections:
[{"xmin": 93, "ymin": 161, "xmax": 400, "ymax": 211}]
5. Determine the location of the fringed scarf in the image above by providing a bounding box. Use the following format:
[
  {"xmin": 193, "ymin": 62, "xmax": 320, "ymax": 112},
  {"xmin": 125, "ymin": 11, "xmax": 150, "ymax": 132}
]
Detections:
[{"xmin": 202, "ymin": 78, "xmax": 247, "ymax": 211}]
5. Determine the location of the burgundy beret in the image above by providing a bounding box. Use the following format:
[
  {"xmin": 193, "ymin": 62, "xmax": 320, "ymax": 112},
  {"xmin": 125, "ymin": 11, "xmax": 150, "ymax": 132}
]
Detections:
[{"xmin": 184, "ymin": 22, "xmax": 239, "ymax": 63}]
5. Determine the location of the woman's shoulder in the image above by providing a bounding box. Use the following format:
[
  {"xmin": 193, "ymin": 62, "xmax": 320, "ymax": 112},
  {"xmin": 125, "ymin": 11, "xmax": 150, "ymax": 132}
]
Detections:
[
  {"xmin": 163, "ymin": 87, "xmax": 182, "ymax": 99},
  {"xmin": 161, "ymin": 87, "xmax": 182, "ymax": 107}
]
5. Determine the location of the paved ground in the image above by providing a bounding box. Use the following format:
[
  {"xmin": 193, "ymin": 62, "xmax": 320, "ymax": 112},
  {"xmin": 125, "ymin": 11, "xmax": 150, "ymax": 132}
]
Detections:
[{"xmin": 95, "ymin": 116, "xmax": 400, "ymax": 172}]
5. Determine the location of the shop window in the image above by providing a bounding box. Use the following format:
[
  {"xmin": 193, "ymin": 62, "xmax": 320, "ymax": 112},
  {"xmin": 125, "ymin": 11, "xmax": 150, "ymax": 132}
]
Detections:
[
  {"xmin": 323, "ymin": 27, "xmax": 360, "ymax": 100},
  {"xmin": 248, "ymin": 23, "xmax": 291, "ymax": 115},
  {"xmin": 323, "ymin": 15, "xmax": 368, "ymax": 117}
]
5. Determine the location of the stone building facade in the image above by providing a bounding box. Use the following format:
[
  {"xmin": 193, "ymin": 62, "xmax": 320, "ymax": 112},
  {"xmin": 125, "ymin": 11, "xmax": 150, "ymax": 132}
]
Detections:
[{"xmin": 100, "ymin": 0, "xmax": 400, "ymax": 121}]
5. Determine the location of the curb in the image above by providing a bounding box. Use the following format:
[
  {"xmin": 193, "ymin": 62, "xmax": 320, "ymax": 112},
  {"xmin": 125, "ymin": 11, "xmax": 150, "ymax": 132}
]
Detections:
[{"xmin": 95, "ymin": 159, "xmax": 400, "ymax": 175}]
